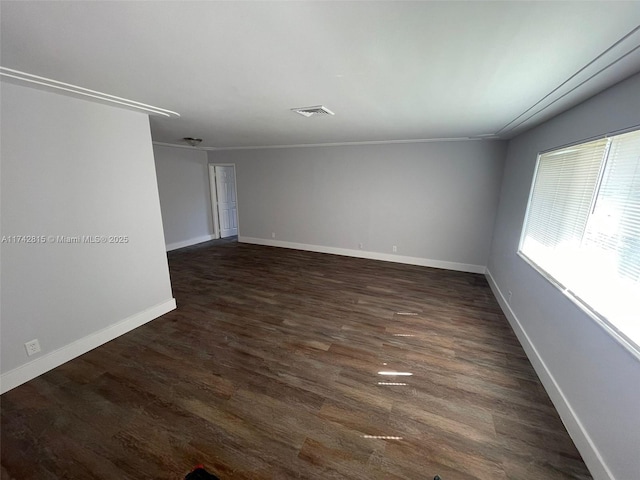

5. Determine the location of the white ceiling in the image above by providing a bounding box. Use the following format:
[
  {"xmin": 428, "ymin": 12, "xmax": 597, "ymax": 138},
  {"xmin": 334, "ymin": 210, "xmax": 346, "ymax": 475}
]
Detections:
[{"xmin": 2, "ymin": 1, "xmax": 640, "ymax": 149}]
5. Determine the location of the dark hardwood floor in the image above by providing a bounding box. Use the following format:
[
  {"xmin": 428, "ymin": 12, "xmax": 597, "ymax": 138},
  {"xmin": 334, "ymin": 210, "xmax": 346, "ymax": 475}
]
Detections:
[{"xmin": 1, "ymin": 241, "xmax": 592, "ymax": 479}]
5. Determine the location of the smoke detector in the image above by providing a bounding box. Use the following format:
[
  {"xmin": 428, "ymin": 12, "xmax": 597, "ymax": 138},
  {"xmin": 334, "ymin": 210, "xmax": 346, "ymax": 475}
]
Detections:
[{"xmin": 291, "ymin": 105, "xmax": 335, "ymax": 117}]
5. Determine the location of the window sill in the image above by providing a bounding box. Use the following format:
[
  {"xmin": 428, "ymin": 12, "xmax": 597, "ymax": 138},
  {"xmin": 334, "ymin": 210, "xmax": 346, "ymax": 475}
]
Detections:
[{"xmin": 516, "ymin": 250, "xmax": 640, "ymax": 363}]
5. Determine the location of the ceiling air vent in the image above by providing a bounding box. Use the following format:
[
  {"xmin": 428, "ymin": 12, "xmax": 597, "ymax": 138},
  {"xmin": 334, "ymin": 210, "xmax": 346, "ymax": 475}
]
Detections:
[{"xmin": 291, "ymin": 105, "xmax": 335, "ymax": 117}]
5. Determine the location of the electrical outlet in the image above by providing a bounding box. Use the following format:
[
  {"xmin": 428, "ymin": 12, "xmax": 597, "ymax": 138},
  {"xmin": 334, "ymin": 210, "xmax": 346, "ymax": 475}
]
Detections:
[
  {"xmin": 271, "ymin": 232, "xmax": 276, "ymax": 239},
  {"xmin": 25, "ymin": 339, "xmax": 41, "ymax": 356},
  {"xmin": 392, "ymin": 245, "xmax": 397, "ymax": 253},
  {"xmin": 508, "ymin": 290, "xmax": 513, "ymax": 303}
]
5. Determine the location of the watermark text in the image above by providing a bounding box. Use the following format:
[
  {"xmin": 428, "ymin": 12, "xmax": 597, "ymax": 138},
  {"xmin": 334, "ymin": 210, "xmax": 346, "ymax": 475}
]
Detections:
[{"xmin": 1, "ymin": 235, "xmax": 129, "ymax": 244}]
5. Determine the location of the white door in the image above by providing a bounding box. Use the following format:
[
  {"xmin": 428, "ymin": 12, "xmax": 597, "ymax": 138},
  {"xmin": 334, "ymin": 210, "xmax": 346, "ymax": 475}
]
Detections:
[{"xmin": 214, "ymin": 165, "xmax": 238, "ymax": 238}]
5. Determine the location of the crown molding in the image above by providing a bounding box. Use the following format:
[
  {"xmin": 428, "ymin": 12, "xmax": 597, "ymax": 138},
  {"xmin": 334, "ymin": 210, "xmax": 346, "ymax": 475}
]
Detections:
[
  {"xmin": 153, "ymin": 135, "xmax": 501, "ymax": 152},
  {"xmin": 0, "ymin": 67, "xmax": 180, "ymax": 118},
  {"xmin": 497, "ymin": 25, "xmax": 640, "ymax": 138},
  {"xmin": 152, "ymin": 141, "xmax": 206, "ymax": 151}
]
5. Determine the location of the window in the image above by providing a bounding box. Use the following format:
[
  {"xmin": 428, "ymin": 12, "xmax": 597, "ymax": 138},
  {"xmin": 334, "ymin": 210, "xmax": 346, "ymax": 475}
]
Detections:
[{"xmin": 519, "ymin": 129, "xmax": 640, "ymax": 351}]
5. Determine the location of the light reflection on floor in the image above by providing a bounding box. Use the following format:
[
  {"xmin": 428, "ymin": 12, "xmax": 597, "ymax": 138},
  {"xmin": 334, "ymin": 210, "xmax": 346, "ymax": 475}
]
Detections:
[{"xmin": 361, "ymin": 311, "xmax": 419, "ymax": 446}]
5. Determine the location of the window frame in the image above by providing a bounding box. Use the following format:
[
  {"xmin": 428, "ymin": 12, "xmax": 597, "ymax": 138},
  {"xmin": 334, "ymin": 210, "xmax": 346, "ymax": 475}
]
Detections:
[{"xmin": 517, "ymin": 127, "xmax": 640, "ymax": 361}]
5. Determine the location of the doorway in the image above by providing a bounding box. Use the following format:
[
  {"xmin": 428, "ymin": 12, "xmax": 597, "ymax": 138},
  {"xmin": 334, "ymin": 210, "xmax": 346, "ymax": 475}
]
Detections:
[{"xmin": 208, "ymin": 164, "xmax": 238, "ymax": 239}]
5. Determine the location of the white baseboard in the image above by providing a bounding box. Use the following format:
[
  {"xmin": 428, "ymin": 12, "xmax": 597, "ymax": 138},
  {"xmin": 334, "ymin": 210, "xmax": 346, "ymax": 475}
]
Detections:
[
  {"xmin": 0, "ymin": 298, "xmax": 177, "ymax": 394},
  {"xmin": 166, "ymin": 234, "xmax": 216, "ymax": 251},
  {"xmin": 238, "ymin": 236, "xmax": 485, "ymax": 274},
  {"xmin": 484, "ymin": 270, "xmax": 612, "ymax": 480}
]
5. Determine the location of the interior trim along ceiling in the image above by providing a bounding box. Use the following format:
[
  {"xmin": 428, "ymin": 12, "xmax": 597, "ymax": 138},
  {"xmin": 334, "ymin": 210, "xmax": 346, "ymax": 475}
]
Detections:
[
  {"xmin": 153, "ymin": 137, "xmax": 498, "ymax": 151},
  {"xmin": 153, "ymin": 141, "xmax": 206, "ymax": 150},
  {"xmin": 497, "ymin": 25, "xmax": 640, "ymax": 137},
  {"xmin": 0, "ymin": 67, "xmax": 181, "ymax": 118}
]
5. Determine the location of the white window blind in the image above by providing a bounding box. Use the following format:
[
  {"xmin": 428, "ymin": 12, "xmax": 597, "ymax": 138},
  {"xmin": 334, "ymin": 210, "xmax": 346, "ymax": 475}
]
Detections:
[{"xmin": 519, "ymin": 129, "xmax": 640, "ymax": 350}]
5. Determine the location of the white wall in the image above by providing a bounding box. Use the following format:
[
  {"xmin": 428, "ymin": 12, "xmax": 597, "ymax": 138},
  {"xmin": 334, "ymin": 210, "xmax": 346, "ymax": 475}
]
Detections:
[
  {"xmin": 153, "ymin": 145, "xmax": 214, "ymax": 250},
  {"xmin": 0, "ymin": 82, "xmax": 175, "ymax": 392},
  {"xmin": 487, "ymin": 72, "xmax": 640, "ymax": 480},
  {"xmin": 209, "ymin": 141, "xmax": 506, "ymax": 272}
]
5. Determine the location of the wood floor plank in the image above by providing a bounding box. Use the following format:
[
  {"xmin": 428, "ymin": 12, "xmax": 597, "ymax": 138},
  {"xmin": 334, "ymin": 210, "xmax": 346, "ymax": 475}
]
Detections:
[{"xmin": 1, "ymin": 240, "xmax": 592, "ymax": 479}]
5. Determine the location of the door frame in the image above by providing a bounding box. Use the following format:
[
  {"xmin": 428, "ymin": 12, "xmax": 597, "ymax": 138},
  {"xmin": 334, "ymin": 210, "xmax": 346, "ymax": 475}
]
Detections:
[{"xmin": 208, "ymin": 163, "xmax": 239, "ymax": 239}]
